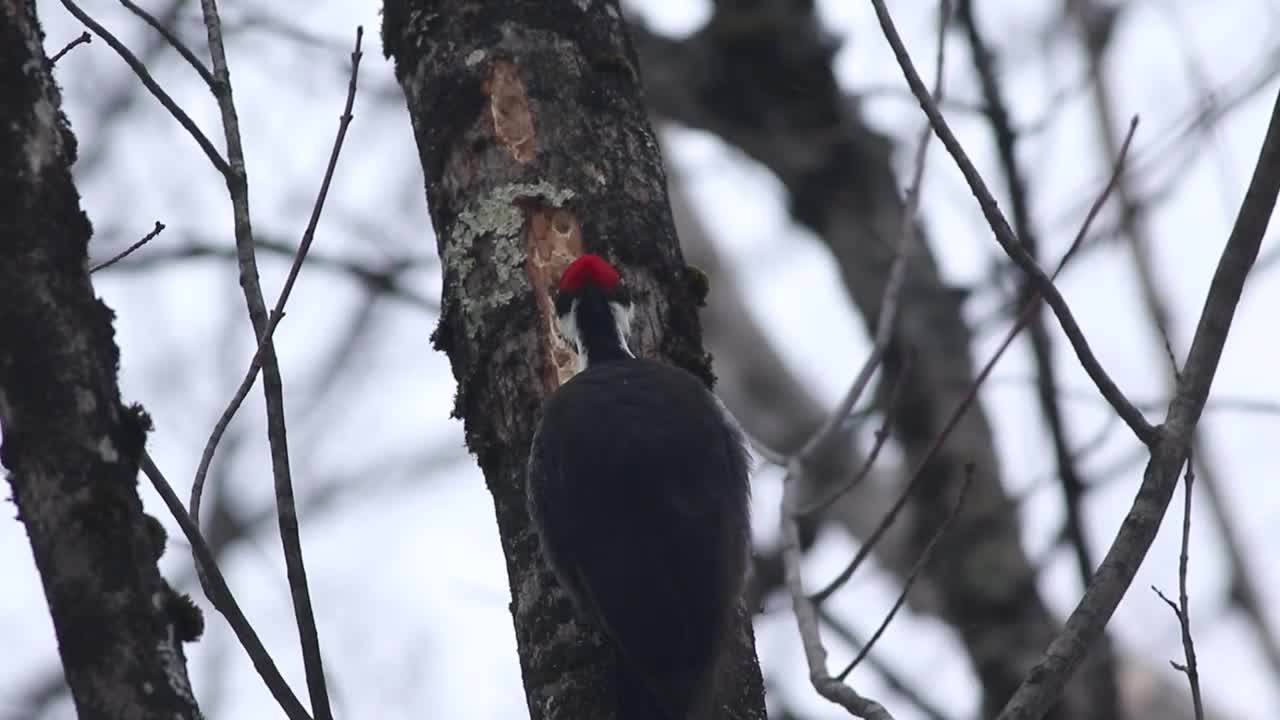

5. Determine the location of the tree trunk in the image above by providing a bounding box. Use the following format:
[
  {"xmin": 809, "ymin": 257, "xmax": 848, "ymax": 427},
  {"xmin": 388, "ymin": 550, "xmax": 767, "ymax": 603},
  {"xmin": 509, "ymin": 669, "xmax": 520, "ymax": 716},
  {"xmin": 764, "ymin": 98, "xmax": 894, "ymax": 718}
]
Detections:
[
  {"xmin": 381, "ymin": 2, "xmax": 768, "ymax": 718},
  {"xmin": 0, "ymin": 4, "xmax": 202, "ymax": 719}
]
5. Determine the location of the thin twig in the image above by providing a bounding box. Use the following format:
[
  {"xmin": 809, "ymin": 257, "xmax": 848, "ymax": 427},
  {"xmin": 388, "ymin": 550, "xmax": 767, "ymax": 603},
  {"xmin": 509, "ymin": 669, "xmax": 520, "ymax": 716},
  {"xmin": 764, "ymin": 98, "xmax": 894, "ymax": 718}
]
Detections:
[
  {"xmin": 89, "ymin": 221, "xmax": 165, "ymax": 273},
  {"xmin": 189, "ymin": 18, "xmax": 363, "ymax": 717},
  {"xmin": 809, "ymin": 333, "xmax": 990, "ymax": 603},
  {"xmin": 1068, "ymin": 0, "xmax": 1177, "ymax": 352},
  {"xmin": 810, "ymin": 119, "xmax": 1135, "ymax": 604},
  {"xmin": 139, "ymin": 451, "xmax": 313, "ymax": 720},
  {"xmin": 58, "ymin": 0, "xmax": 229, "ymax": 176},
  {"xmin": 190, "ymin": 308, "xmax": 286, "ymax": 538},
  {"xmin": 1073, "ymin": 0, "xmax": 1280, "ymax": 679},
  {"xmin": 1192, "ymin": 440, "xmax": 1280, "ymax": 677},
  {"xmin": 788, "ymin": 0, "xmax": 946, "ymax": 507},
  {"xmin": 1172, "ymin": 458, "xmax": 1203, "ymax": 717},
  {"xmin": 797, "ymin": 369, "xmax": 908, "ymax": 517},
  {"xmin": 792, "ymin": 75, "xmax": 923, "ymax": 464},
  {"xmin": 996, "ymin": 85, "xmax": 1280, "ymax": 720},
  {"xmin": 1074, "ymin": 10, "xmax": 1261, "ymax": 682},
  {"xmin": 98, "ymin": 238, "xmax": 438, "ymax": 311},
  {"xmin": 1151, "ymin": 461, "xmax": 1205, "ymax": 720},
  {"xmin": 191, "ymin": 26, "xmax": 365, "ymax": 532},
  {"xmin": 817, "ymin": 609, "xmax": 955, "ymax": 720},
  {"xmin": 835, "ymin": 464, "xmax": 975, "ymax": 681},
  {"xmin": 986, "ymin": 377, "xmax": 1280, "ymax": 418},
  {"xmin": 195, "ymin": 7, "xmax": 361, "ymax": 718},
  {"xmin": 869, "ymin": 0, "xmax": 1159, "ymax": 447},
  {"xmin": 770, "ymin": 0, "xmax": 943, "ymax": 471},
  {"xmin": 782, "ymin": 473, "xmax": 894, "ymax": 720},
  {"xmin": 959, "ymin": 0, "xmax": 1099, "ymax": 596},
  {"xmin": 49, "ymin": 31, "xmax": 90, "ymax": 64},
  {"xmin": 118, "ymin": 0, "xmax": 216, "ymax": 88},
  {"xmin": 957, "ymin": 0, "xmax": 1036, "ymax": 253},
  {"xmin": 776, "ymin": 6, "xmax": 952, "ymax": 717},
  {"xmin": 1063, "ymin": 118, "xmax": 1141, "ymax": 267}
]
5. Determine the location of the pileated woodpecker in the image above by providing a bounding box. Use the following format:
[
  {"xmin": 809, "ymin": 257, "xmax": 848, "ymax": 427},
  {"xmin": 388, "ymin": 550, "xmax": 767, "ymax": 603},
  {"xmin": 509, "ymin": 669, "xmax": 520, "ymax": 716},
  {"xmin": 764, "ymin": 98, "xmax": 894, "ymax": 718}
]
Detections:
[{"xmin": 527, "ymin": 254, "xmax": 752, "ymax": 720}]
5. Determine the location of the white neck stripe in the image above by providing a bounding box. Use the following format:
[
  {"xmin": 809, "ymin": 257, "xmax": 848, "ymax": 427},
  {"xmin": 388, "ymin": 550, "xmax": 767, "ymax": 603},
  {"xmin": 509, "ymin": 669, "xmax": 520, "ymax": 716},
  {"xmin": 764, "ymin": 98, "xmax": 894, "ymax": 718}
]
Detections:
[{"xmin": 558, "ymin": 298, "xmax": 634, "ymax": 371}]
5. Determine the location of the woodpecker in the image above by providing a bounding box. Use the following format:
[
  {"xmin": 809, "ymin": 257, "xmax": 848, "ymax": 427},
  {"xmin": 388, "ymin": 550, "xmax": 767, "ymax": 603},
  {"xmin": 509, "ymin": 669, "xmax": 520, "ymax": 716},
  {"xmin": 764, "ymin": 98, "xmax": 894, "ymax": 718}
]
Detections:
[{"xmin": 527, "ymin": 254, "xmax": 752, "ymax": 720}]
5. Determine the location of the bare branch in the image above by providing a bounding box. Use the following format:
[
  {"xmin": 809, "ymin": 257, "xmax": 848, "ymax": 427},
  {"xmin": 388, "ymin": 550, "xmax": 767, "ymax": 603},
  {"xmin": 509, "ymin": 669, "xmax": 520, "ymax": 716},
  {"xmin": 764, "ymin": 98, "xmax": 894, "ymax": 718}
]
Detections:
[
  {"xmin": 189, "ymin": 17, "xmax": 364, "ymax": 720},
  {"xmin": 996, "ymin": 85, "xmax": 1280, "ymax": 720},
  {"xmin": 118, "ymin": 0, "xmax": 215, "ymax": 88},
  {"xmin": 191, "ymin": 25, "xmax": 365, "ymax": 532},
  {"xmin": 816, "ymin": 609, "xmax": 956, "ymax": 720},
  {"xmin": 190, "ymin": 307, "xmax": 286, "ymax": 548},
  {"xmin": 1192, "ymin": 446, "xmax": 1280, "ymax": 678},
  {"xmin": 140, "ymin": 452, "xmax": 313, "ymax": 720},
  {"xmin": 1069, "ymin": 0, "xmax": 1280, "ymax": 680},
  {"xmin": 100, "ymin": 237, "xmax": 438, "ymax": 310},
  {"xmin": 868, "ymin": 0, "xmax": 1159, "ymax": 446},
  {"xmin": 776, "ymin": 5, "xmax": 951, "ymax": 716},
  {"xmin": 797, "ymin": 371, "xmax": 906, "ymax": 517},
  {"xmin": 957, "ymin": 0, "xmax": 1100, "ymax": 611},
  {"xmin": 49, "ymin": 30, "xmax": 90, "ymax": 64},
  {"xmin": 810, "ymin": 112, "xmax": 1135, "ymax": 605},
  {"xmin": 58, "ymin": 0, "xmax": 230, "ymax": 175},
  {"xmin": 781, "ymin": 471, "xmax": 895, "ymax": 720},
  {"xmin": 89, "ymin": 220, "xmax": 165, "ymax": 273},
  {"xmin": 835, "ymin": 464, "xmax": 975, "ymax": 681},
  {"xmin": 1151, "ymin": 462, "xmax": 1205, "ymax": 720}
]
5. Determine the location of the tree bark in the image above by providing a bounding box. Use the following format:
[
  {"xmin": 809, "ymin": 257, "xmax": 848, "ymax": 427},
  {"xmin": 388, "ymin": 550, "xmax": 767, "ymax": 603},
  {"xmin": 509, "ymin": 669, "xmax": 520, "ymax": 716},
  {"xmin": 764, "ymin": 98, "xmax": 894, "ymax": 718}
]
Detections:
[
  {"xmin": 381, "ymin": 2, "xmax": 768, "ymax": 718},
  {"xmin": 0, "ymin": 3, "xmax": 203, "ymax": 719}
]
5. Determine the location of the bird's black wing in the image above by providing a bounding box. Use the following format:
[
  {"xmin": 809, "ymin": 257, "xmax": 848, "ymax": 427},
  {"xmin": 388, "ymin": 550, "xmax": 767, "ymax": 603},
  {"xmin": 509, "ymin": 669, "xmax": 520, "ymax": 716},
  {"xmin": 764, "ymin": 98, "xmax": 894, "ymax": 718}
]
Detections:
[{"xmin": 528, "ymin": 359, "xmax": 751, "ymax": 719}]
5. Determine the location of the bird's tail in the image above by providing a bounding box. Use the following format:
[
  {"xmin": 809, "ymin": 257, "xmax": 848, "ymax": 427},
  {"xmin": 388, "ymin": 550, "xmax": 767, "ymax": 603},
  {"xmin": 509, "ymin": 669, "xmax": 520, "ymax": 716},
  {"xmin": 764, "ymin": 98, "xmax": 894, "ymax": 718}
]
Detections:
[
  {"xmin": 615, "ymin": 657, "xmax": 715, "ymax": 720},
  {"xmin": 616, "ymin": 661, "xmax": 672, "ymax": 720}
]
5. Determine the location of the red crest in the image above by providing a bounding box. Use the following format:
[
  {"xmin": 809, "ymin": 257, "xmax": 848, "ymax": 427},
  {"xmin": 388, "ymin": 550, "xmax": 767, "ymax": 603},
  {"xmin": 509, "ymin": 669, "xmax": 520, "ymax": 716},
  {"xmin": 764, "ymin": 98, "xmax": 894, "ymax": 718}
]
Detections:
[{"xmin": 558, "ymin": 254, "xmax": 621, "ymax": 293}]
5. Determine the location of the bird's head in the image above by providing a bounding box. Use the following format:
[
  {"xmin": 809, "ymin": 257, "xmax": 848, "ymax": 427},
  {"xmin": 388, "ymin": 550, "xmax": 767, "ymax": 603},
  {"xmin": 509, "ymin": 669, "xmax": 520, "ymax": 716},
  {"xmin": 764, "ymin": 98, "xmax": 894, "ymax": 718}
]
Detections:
[{"xmin": 554, "ymin": 254, "xmax": 634, "ymax": 368}]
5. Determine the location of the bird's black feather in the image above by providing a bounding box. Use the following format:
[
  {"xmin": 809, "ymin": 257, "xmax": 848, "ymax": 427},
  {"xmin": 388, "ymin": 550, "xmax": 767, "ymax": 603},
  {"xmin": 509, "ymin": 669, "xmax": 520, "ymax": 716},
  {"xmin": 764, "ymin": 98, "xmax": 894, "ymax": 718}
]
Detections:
[{"xmin": 528, "ymin": 358, "xmax": 751, "ymax": 720}]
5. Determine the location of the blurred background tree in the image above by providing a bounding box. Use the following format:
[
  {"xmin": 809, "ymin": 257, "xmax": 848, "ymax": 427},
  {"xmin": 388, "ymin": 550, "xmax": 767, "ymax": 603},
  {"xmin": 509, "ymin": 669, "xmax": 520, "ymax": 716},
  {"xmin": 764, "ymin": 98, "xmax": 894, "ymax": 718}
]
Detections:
[{"xmin": 2, "ymin": 1, "xmax": 1278, "ymax": 719}]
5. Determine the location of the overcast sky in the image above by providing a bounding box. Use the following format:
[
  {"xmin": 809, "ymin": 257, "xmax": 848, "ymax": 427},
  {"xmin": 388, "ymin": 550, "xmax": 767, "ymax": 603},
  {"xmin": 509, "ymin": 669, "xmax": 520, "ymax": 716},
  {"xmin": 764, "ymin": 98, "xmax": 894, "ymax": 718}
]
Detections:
[{"xmin": 3, "ymin": 1, "xmax": 1278, "ymax": 719}]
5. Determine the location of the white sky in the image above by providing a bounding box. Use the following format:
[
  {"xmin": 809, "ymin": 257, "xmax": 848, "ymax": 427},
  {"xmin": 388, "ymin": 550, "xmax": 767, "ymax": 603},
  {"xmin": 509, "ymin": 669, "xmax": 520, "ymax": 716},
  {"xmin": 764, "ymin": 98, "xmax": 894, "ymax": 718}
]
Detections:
[{"xmin": 3, "ymin": 1, "xmax": 1278, "ymax": 719}]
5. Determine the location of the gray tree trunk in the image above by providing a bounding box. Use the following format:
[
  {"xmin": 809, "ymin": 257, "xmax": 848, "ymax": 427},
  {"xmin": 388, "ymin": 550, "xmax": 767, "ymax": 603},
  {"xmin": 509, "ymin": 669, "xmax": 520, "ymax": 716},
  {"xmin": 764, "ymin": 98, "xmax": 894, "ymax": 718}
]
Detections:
[
  {"xmin": 381, "ymin": 2, "xmax": 769, "ymax": 718},
  {"xmin": 0, "ymin": 3, "xmax": 202, "ymax": 719}
]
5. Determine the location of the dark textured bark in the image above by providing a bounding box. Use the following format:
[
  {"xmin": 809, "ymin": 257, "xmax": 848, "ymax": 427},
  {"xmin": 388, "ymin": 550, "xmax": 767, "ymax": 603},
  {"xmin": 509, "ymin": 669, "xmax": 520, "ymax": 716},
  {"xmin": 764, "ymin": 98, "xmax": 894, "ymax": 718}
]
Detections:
[
  {"xmin": 381, "ymin": 2, "xmax": 767, "ymax": 718},
  {"xmin": 634, "ymin": 2, "xmax": 1111, "ymax": 717},
  {"xmin": 0, "ymin": 3, "xmax": 202, "ymax": 719}
]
